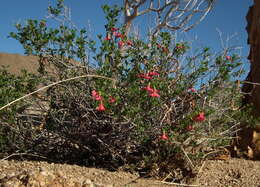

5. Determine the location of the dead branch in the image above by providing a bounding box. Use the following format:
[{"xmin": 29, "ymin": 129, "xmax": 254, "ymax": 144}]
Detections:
[{"xmin": 123, "ymin": 0, "xmax": 216, "ymax": 36}]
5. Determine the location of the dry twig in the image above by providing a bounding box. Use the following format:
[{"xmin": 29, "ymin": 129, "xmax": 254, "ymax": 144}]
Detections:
[
  {"xmin": 160, "ymin": 181, "xmax": 199, "ymax": 186},
  {"xmin": 0, "ymin": 74, "xmax": 115, "ymax": 111},
  {"xmin": 0, "ymin": 153, "xmax": 47, "ymax": 163},
  {"xmin": 124, "ymin": 0, "xmax": 216, "ymax": 36}
]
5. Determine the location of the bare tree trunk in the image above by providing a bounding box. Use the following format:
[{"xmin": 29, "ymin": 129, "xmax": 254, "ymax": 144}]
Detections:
[{"xmin": 124, "ymin": 17, "xmax": 132, "ymax": 36}]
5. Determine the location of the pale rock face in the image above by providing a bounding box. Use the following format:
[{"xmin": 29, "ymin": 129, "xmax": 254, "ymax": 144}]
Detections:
[
  {"xmin": 0, "ymin": 53, "xmax": 39, "ymax": 75},
  {"xmin": 0, "ymin": 52, "xmax": 84, "ymax": 76}
]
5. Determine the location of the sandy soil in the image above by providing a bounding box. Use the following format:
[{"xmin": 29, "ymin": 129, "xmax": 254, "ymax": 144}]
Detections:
[
  {"xmin": 195, "ymin": 158, "xmax": 260, "ymax": 187},
  {"xmin": 0, "ymin": 158, "xmax": 259, "ymax": 187}
]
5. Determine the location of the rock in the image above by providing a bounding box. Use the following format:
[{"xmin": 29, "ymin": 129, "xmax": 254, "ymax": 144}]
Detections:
[
  {"xmin": 239, "ymin": 0, "xmax": 260, "ymax": 160},
  {"xmin": 243, "ymin": 0, "xmax": 260, "ymax": 116},
  {"xmin": 0, "ymin": 53, "xmax": 39, "ymax": 75}
]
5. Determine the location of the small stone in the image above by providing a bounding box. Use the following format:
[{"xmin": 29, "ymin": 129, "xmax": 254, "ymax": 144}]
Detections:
[
  {"xmin": 55, "ymin": 170, "xmax": 64, "ymax": 178},
  {"xmin": 84, "ymin": 179, "xmax": 92, "ymax": 184}
]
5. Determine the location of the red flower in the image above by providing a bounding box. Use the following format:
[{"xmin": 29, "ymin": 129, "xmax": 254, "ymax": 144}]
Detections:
[
  {"xmin": 143, "ymin": 84, "xmax": 154, "ymax": 93},
  {"xmin": 104, "ymin": 35, "xmax": 111, "ymax": 41},
  {"xmin": 149, "ymin": 89, "xmax": 160, "ymax": 98},
  {"xmin": 148, "ymin": 71, "xmax": 160, "ymax": 76},
  {"xmin": 143, "ymin": 75, "xmax": 152, "ymax": 80},
  {"xmin": 111, "ymin": 27, "xmax": 118, "ymax": 32},
  {"xmin": 142, "ymin": 84, "xmax": 160, "ymax": 97},
  {"xmin": 127, "ymin": 40, "xmax": 133, "ymax": 46},
  {"xmin": 92, "ymin": 90, "xmax": 98, "ymax": 97},
  {"xmin": 96, "ymin": 103, "xmax": 105, "ymax": 111},
  {"xmin": 118, "ymin": 41, "xmax": 124, "ymax": 48},
  {"xmin": 160, "ymin": 133, "xmax": 168, "ymax": 140},
  {"xmin": 176, "ymin": 45, "xmax": 184, "ymax": 49},
  {"xmin": 137, "ymin": 74, "xmax": 144, "ymax": 78},
  {"xmin": 193, "ymin": 112, "xmax": 205, "ymax": 122},
  {"xmin": 186, "ymin": 125, "xmax": 193, "ymax": 131},
  {"xmin": 188, "ymin": 88, "xmax": 197, "ymax": 93},
  {"xmin": 92, "ymin": 90, "xmax": 102, "ymax": 101},
  {"xmin": 108, "ymin": 96, "xmax": 116, "ymax": 103},
  {"xmin": 114, "ymin": 32, "xmax": 123, "ymax": 38},
  {"xmin": 156, "ymin": 43, "xmax": 162, "ymax": 48},
  {"xmin": 137, "ymin": 73, "xmax": 152, "ymax": 80},
  {"xmin": 94, "ymin": 95, "xmax": 102, "ymax": 101},
  {"xmin": 226, "ymin": 55, "xmax": 232, "ymax": 61}
]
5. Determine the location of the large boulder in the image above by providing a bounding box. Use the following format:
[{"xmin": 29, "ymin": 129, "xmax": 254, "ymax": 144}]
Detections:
[
  {"xmin": 237, "ymin": 0, "xmax": 260, "ymax": 160},
  {"xmin": 243, "ymin": 0, "xmax": 260, "ymax": 116}
]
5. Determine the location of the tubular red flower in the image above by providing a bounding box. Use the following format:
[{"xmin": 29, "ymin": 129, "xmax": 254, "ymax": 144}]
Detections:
[
  {"xmin": 92, "ymin": 90, "xmax": 102, "ymax": 101},
  {"xmin": 94, "ymin": 95, "xmax": 102, "ymax": 101},
  {"xmin": 160, "ymin": 133, "xmax": 168, "ymax": 140},
  {"xmin": 114, "ymin": 32, "xmax": 123, "ymax": 38},
  {"xmin": 111, "ymin": 27, "xmax": 118, "ymax": 32},
  {"xmin": 226, "ymin": 55, "xmax": 232, "ymax": 61},
  {"xmin": 143, "ymin": 85, "xmax": 154, "ymax": 93},
  {"xmin": 96, "ymin": 103, "xmax": 105, "ymax": 111},
  {"xmin": 149, "ymin": 89, "xmax": 160, "ymax": 98},
  {"xmin": 148, "ymin": 71, "xmax": 160, "ymax": 76},
  {"xmin": 127, "ymin": 40, "xmax": 133, "ymax": 46},
  {"xmin": 92, "ymin": 90, "xmax": 98, "ymax": 97},
  {"xmin": 108, "ymin": 96, "xmax": 116, "ymax": 103},
  {"xmin": 143, "ymin": 75, "xmax": 152, "ymax": 80},
  {"xmin": 137, "ymin": 73, "xmax": 144, "ymax": 78},
  {"xmin": 193, "ymin": 112, "xmax": 205, "ymax": 122},
  {"xmin": 186, "ymin": 125, "xmax": 193, "ymax": 131},
  {"xmin": 104, "ymin": 35, "xmax": 111, "ymax": 41},
  {"xmin": 176, "ymin": 45, "xmax": 184, "ymax": 49},
  {"xmin": 118, "ymin": 41, "xmax": 124, "ymax": 48},
  {"xmin": 188, "ymin": 88, "xmax": 197, "ymax": 93}
]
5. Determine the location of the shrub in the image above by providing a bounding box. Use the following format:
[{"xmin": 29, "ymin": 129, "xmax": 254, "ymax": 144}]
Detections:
[
  {"xmin": 1, "ymin": 0, "xmax": 252, "ymax": 180},
  {"xmin": 0, "ymin": 67, "xmax": 41, "ymax": 154}
]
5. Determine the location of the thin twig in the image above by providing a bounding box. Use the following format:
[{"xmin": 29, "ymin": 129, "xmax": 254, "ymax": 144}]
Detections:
[
  {"xmin": 202, "ymin": 150, "xmax": 221, "ymax": 159},
  {"xmin": 181, "ymin": 146, "xmax": 195, "ymax": 168},
  {"xmin": 0, "ymin": 153, "xmax": 47, "ymax": 162},
  {"xmin": 192, "ymin": 161, "xmax": 205, "ymax": 187},
  {"xmin": 197, "ymin": 161, "xmax": 205, "ymax": 175},
  {"xmin": 241, "ymin": 80, "xmax": 260, "ymax": 86},
  {"xmin": 160, "ymin": 104, "xmax": 172, "ymax": 126},
  {"xmin": 160, "ymin": 181, "xmax": 199, "ymax": 186},
  {"xmin": 0, "ymin": 74, "xmax": 115, "ymax": 111},
  {"xmin": 162, "ymin": 172, "xmax": 173, "ymax": 182}
]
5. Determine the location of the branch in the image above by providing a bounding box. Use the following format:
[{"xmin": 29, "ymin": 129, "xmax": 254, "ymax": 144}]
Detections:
[
  {"xmin": 123, "ymin": 0, "xmax": 216, "ymax": 36},
  {"xmin": 183, "ymin": 1, "xmax": 214, "ymax": 32},
  {"xmin": 0, "ymin": 74, "xmax": 116, "ymax": 111}
]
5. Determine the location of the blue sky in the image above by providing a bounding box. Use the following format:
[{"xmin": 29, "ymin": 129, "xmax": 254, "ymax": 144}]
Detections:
[{"xmin": 0, "ymin": 0, "xmax": 253, "ymax": 64}]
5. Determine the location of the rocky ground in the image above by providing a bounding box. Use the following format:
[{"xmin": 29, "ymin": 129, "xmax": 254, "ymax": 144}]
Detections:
[
  {"xmin": 0, "ymin": 158, "xmax": 259, "ymax": 187},
  {"xmin": 195, "ymin": 159, "xmax": 260, "ymax": 187}
]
